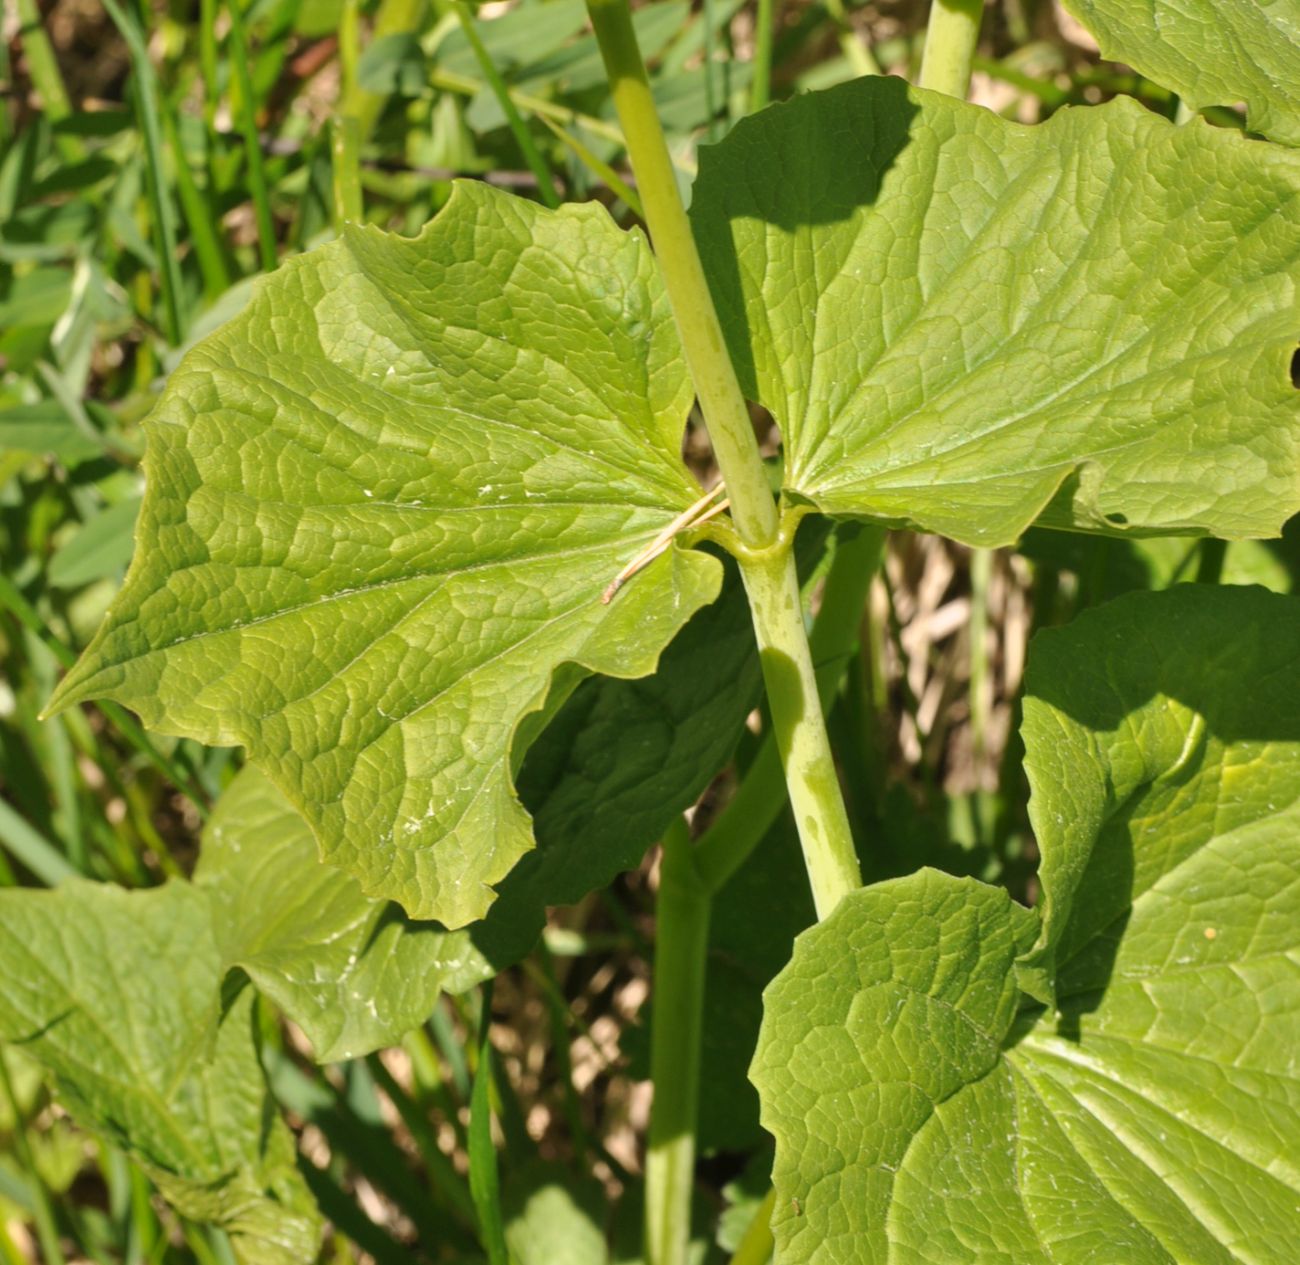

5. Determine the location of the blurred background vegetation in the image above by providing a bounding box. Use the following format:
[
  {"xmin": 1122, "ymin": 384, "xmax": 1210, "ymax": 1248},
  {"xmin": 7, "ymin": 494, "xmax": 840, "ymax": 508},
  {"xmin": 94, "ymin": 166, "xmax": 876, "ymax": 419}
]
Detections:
[{"xmin": 1, "ymin": 0, "xmax": 1297, "ymax": 1259}]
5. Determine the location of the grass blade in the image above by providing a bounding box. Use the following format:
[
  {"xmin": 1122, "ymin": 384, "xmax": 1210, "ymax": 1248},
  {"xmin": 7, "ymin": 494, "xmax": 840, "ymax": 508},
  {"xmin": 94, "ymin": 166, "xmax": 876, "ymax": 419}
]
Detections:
[
  {"xmin": 1, "ymin": 575, "xmax": 210, "ymax": 818},
  {"xmin": 537, "ymin": 114, "xmax": 642, "ymax": 215},
  {"xmin": 0, "ymin": 797, "xmax": 76, "ymax": 887},
  {"xmin": 468, "ymin": 981, "xmax": 508, "ymax": 1265},
  {"xmin": 100, "ymin": 0, "xmax": 185, "ymax": 345},
  {"xmin": 225, "ymin": 0, "xmax": 278, "ymax": 272},
  {"xmin": 451, "ymin": 1, "xmax": 562, "ymax": 208}
]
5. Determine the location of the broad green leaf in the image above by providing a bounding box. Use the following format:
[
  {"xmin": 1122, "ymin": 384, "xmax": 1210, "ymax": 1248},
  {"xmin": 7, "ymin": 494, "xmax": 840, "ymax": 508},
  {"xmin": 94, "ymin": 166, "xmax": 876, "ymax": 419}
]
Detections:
[
  {"xmin": 201, "ymin": 554, "xmax": 780, "ymax": 1062},
  {"xmin": 1063, "ymin": 0, "xmax": 1300, "ymax": 147},
  {"xmin": 0, "ymin": 881, "xmax": 320, "ymax": 1264},
  {"xmin": 1021, "ymin": 584, "xmax": 1300, "ymax": 993},
  {"xmin": 197, "ymin": 765, "xmax": 487, "ymax": 1061},
  {"xmin": 754, "ymin": 586, "xmax": 1300, "ymax": 1262},
  {"xmin": 753, "ymin": 870, "xmax": 1036, "ymax": 1261},
  {"xmin": 691, "ymin": 78, "xmax": 1300, "ymax": 546},
  {"xmin": 47, "ymin": 181, "xmax": 722, "ymax": 927}
]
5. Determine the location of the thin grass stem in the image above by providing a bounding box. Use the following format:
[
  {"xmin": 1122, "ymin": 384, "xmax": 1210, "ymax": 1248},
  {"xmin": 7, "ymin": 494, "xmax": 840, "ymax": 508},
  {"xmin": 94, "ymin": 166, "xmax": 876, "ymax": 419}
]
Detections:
[{"xmin": 225, "ymin": 0, "xmax": 278, "ymax": 271}]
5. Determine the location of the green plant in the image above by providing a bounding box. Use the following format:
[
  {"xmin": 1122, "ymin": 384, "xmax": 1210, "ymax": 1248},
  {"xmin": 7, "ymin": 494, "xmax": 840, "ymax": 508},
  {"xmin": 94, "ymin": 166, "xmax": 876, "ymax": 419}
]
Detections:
[{"xmin": 3, "ymin": 0, "xmax": 1300, "ymax": 1261}]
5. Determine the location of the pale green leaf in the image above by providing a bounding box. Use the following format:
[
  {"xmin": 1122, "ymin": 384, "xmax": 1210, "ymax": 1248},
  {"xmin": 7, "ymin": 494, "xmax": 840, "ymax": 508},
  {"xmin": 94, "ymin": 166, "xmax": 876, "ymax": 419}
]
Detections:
[
  {"xmin": 754, "ymin": 586, "xmax": 1300, "ymax": 1262},
  {"xmin": 691, "ymin": 78, "xmax": 1300, "ymax": 546},
  {"xmin": 1063, "ymin": 0, "xmax": 1300, "ymax": 146},
  {"xmin": 1021, "ymin": 584, "xmax": 1300, "ymax": 992},
  {"xmin": 197, "ymin": 555, "xmax": 779, "ymax": 1063},
  {"xmin": 48, "ymin": 181, "xmax": 722, "ymax": 927},
  {"xmin": 0, "ymin": 881, "xmax": 320, "ymax": 1264},
  {"xmin": 197, "ymin": 765, "xmax": 487, "ymax": 1062},
  {"xmin": 753, "ymin": 869, "xmax": 1036, "ymax": 1261}
]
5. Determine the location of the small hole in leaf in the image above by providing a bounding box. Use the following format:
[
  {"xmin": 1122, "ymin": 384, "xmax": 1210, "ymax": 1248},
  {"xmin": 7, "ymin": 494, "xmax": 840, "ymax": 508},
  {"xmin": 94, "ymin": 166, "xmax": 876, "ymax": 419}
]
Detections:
[
  {"xmin": 1291, "ymin": 346, "xmax": 1300, "ymax": 389},
  {"xmin": 1106, "ymin": 512, "xmax": 1128, "ymax": 526}
]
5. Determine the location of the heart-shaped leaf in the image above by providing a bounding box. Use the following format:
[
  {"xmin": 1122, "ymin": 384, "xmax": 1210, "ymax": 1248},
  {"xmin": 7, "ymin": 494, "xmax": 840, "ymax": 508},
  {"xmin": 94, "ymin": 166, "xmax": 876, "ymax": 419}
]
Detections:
[
  {"xmin": 691, "ymin": 78, "xmax": 1300, "ymax": 545},
  {"xmin": 753, "ymin": 586, "xmax": 1300, "ymax": 1261},
  {"xmin": 47, "ymin": 182, "xmax": 721, "ymax": 926},
  {"xmin": 1062, "ymin": 0, "xmax": 1300, "ymax": 147}
]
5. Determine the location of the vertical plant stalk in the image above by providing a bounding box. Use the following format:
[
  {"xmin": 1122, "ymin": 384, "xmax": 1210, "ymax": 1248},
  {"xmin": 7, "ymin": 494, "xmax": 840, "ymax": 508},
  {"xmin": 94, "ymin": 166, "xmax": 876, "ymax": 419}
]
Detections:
[
  {"xmin": 693, "ymin": 524, "xmax": 885, "ymax": 893},
  {"xmin": 199, "ymin": 0, "xmax": 220, "ymax": 130},
  {"xmin": 332, "ymin": 0, "xmax": 364, "ymax": 227},
  {"xmin": 646, "ymin": 818, "xmax": 711, "ymax": 1265},
  {"xmin": 1196, "ymin": 537, "xmax": 1227, "ymax": 584},
  {"xmin": 452, "ymin": 0, "xmax": 563, "ymax": 209},
  {"xmin": 15, "ymin": 0, "xmax": 82, "ymax": 163},
  {"xmin": 750, "ymin": 0, "xmax": 776, "ymax": 112},
  {"xmin": 919, "ymin": 0, "xmax": 982, "ymax": 99},
  {"xmin": 968, "ymin": 545, "xmax": 991, "ymax": 766},
  {"xmin": 587, "ymin": 0, "xmax": 775, "ymax": 549},
  {"xmin": 225, "ymin": 0, "xmax": 278, "ymax": 272},
  {"xmin": 738, "ymin": 536, "xmax": 860, "ymax": 919},
  {"xmin": 164, "ymin": 109, "xmax": 232, "ymax": 300},
  {"xmin": 586, "ymin": 0, "xmax": 861, "ymax": 920},
  {"xmin": 824, "ymin": 0, "xmax": 881, "ymax": 78},
  {"xmin": 102, "ymin": 0, "xmax": 185, "ymax": 344}
]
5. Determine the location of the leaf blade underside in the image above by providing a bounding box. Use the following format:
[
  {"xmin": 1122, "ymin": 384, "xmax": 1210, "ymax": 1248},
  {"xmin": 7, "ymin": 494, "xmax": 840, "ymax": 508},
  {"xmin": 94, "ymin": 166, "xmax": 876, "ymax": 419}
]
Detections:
[
  {"xmin": 1062, "ymin": 0, "xmax": 1300, "ymax": 147},
  {"xmin": 691, "ymin": 78, "xmax": 1300, "ymax": 546},
  {"xmin": 48, "ymin": 181, "xmax": 721, "ymax": 926}
]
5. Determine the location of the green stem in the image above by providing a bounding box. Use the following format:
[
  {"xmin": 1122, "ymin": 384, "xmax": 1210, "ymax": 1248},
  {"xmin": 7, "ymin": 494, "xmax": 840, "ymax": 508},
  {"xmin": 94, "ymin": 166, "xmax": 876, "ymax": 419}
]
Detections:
[
  {"xmin": 102, "ymin": 0, "xmax": 185, "ymax": 344},
  {"xmin": 738, "ymin": 533, "xmax": 861, "ymax": 918},
  {"xmin": 226, "ymin": 0, "xmax": 278, "ymax": 272},
  {"xmin": 537, "ymin": 114, "xmax": 643, "ymax": 215},
  {"xmin": 694, "ymin": 525, "xmax": 884, "ymax": 893},
  {"xmin": 1195, "ymin": 537, "xmax": 1226, "ymax": 584},
  {"xmin": 968, "ymin": 547, "xmax": 990, "ymax": 766},
  {"xmin": 702, "ymin": 0, "xmax": 719, "ymax": 138},
  {"xmin": 164, "ymin": 108, "xmax": 232, "ymax": 300},
  {"xmin": 355, "ymin": 0, "xmax": 426, "ymax": 141},
  {"xmin": 15, "ymin": 0, "xmax": 81, "ymax": 162},
  {"xmin": 824, "ymin": 0, "xmax": 881, "ymax": 78},
  {"xmin": 199, "ymin": 0, "xmax": 220, "ymax": 131},
  {"xmin": 919, "ymin": 0, "xmax": 982, "ymax": 99},
  {"xmin": 750, "ymin": 0, "xmax": 775, "ymax": 112},
  {"xmin": 587, "ymin": 0, "xmax": 776, "ymax": 550},
  {"xmin": 452, "ymin": 0, "xmax": 562, "ymax": 208},
  {"xmin": 429, "ymin": 65, "xmax": 628, "ymax": 147},
  {"xmin": 587, "ymin": 0, "xmax": 860, "ymax": 917},
  {"xmin": 728, "ymin": 1186, "xmax": 776, "ymax": 1265},
  {"xmin": 646, "ymin": 818, "xmax": 710, "ymax": 1265},
  {"xmin": 332, "ymin": 0, "xmax": 364, "ymax": 228}
]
